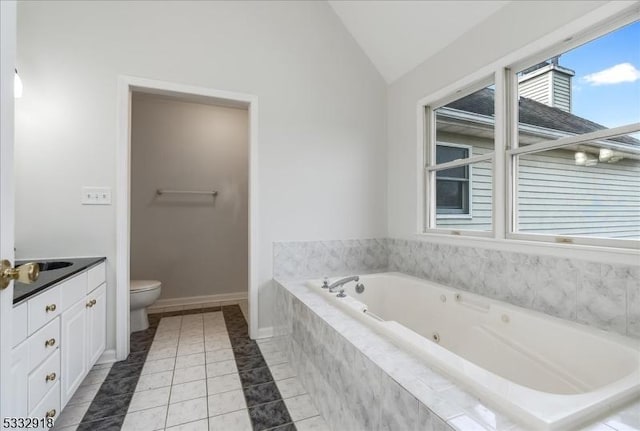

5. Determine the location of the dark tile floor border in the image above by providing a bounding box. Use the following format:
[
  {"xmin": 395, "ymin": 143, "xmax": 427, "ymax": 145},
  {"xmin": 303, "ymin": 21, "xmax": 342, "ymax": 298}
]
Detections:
[
  {"xmin": 222, "ymin": 305, "xmax": 297, "ymax": 431},
  {"xmin": 74, "ymin": 312, "xmax": 164, "ymax": 431}
]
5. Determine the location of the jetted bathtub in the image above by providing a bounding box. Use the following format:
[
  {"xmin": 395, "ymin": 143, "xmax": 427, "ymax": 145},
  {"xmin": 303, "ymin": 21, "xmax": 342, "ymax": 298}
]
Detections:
[{"xmin": 306, "ymin": 272, "xmax": 640, "ymax": 430}]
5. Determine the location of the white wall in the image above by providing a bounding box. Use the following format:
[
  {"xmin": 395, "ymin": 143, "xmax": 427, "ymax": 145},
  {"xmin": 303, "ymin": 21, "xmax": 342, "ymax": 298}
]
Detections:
[
  {"xmin": 387, "ymin": 1, "xmax": 609, "ymax": 239},
  {"xmin": 130, "ymin": 93, "xmax": 249, "ymax": 300},
  {"xmin": 15, "ymin": 1, "xmax": 387, "ymax": 349}
]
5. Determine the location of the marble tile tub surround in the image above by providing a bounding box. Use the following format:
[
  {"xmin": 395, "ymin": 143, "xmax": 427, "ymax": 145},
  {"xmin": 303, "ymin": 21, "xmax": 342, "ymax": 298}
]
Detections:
[
  {"xmin": 273, "ymin": 238, "xmax": 639, "ymax": 339},
  {"xmin": 271, "ymin": 279, "xmax": 640, "ymax": 431},
  {"xmin": 386, "ymin": 238, "xmax": 640, "ymax": 339},
  {"xmin": 272, "ymin": 239, "xmax": 388, "ymax": 280}
]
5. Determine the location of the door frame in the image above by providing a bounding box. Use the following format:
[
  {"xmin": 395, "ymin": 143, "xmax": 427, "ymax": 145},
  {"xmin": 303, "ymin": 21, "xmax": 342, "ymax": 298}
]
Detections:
[
  {"xmin": 0, "ymin": 0, "xmax": 17, "ymax": 422},
  {"xmin": 115, "ymin": 76, "xmax": 259, "ymax": 360}
]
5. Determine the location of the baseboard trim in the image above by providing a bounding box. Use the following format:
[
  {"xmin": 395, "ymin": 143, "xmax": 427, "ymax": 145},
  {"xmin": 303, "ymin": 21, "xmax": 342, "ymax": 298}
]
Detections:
[
  {"xmin": 96, "ymin": 349, "xmax": 117, "ymax": 365},
  {"xmin": 257, "ymin": 326, "xmax": 274, "ymax": 339},
  {"xmin": 148, "ymin": 292, "xmax": 248, "ymax": 313}
]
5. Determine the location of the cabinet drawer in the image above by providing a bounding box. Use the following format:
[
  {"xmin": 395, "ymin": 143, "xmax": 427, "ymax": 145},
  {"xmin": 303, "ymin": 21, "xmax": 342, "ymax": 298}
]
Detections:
[
  {"xmin": 29, "ymin": 349, "xmax": 60, "ymax": 412},
  {"xmin": 87, "ymin": 262, "xmax": 105, "ymax": 294},
  {"xmin": 13, "ymin": 302, "xmax": 28, "ymax": 348},
  {"xmin": 28, "ymin": 285, "xmax": 61, "ymax": 335},
  {"xmin": 29, "ymin": 318, "xmax": 60, "ymax": 370},
  {"xmin": 60, "ymin": 272, "xmax": 88, "ymax": 312},
  {"xmin": 29, "ymin": 380, "xmax": 60, "ymax": 430}
]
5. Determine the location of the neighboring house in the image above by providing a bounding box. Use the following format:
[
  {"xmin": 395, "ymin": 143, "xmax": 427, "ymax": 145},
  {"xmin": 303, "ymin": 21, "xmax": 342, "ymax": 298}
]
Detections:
[{"xmin": 434, "ymin": 60, "xmax": 640, "ymax": 239}]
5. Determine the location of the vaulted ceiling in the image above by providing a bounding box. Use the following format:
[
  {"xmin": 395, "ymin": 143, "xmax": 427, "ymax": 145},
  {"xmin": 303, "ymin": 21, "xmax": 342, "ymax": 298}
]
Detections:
[{"xmin": 328, "ymin": 1, "xmax": 510, "ymax": 83}]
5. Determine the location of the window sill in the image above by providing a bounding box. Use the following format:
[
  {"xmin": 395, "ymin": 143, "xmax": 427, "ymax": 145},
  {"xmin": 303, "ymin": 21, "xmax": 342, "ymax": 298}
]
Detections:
[{"xmin": 413, "ymin": 231, "xmax": 640, "ymax": 266}]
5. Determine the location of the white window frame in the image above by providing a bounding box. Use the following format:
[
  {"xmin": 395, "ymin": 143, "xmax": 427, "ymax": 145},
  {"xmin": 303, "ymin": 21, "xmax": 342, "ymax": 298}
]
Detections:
[
  {"xmin": 418, "ymin": 4, "xmax": 640, "ymax": 253},
  {"xmin": 435, "ymin": 141, "xmax": 473, "ymax": 220},
  {"xmin": 423, "ymin": 76, "xmax": 496, "ymax": 238}
]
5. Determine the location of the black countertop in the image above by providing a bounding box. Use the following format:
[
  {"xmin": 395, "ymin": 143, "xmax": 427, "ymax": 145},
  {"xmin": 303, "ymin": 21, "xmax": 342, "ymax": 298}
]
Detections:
[{"xmin": 13, "ymin": 257, "xmax": 106, "ymax": 305}]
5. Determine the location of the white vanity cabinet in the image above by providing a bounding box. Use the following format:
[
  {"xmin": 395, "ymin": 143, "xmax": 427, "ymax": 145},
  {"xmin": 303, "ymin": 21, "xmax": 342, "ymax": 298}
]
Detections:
[
  {"xmin": 10, "ymin": 261, "xmax": 107, "ymax": 427},
  {"xmin": 60, "ymin": 298, "xmax": 88, "ymax": 407},
  {"xmin": 85, "ymin": 264, "xmax": 106, "ymax": 369}
]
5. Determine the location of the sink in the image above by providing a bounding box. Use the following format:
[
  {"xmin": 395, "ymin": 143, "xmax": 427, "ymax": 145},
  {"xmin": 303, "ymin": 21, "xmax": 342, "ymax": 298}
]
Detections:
[{"xmin": 20, "ymin": 261, "xmax": 74, "ymax": 272}]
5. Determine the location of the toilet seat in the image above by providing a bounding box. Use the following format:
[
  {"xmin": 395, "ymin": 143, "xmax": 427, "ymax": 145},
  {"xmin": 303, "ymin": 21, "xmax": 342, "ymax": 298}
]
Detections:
[{"xmin": 131, "ymin": 280, "xmax": 161, "ymax": 292}]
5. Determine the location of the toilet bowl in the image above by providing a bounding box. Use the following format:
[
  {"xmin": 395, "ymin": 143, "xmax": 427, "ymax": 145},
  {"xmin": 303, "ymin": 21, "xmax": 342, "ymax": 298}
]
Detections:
[{"xmin": 130, "ymin": 280, "xmax": 162, "ymax": 332}]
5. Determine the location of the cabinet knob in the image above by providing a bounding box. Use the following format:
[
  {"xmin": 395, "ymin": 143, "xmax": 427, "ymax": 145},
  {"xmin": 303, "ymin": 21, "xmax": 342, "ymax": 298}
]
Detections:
[
  {"xmin": 45, "ymin": 409, "xmax": 56, "ymax": 418},
  {"xmin": 45, "ymin": 372, "xmax": 56, "ymax": 382},
  {"xmin": 44, "ymin": 338, "xmax": 56, "ymax": 347},
  {"xmin": 45, "ymin": 304, "xmax": 57, "ymax": 313},
  {"xmin": 86, "ymin": 299, "xmax": 96, "ymax": 308}
]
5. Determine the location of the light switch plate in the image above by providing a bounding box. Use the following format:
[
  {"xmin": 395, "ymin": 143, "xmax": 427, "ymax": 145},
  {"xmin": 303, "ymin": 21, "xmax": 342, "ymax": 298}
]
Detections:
[{"xmin": 82, "ymin": 187, "xmax": 112, "ymax": 205}]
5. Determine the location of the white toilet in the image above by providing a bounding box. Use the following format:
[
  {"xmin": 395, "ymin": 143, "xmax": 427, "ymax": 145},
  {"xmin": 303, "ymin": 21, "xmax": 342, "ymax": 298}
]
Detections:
[{"xmin": 130, "ymin": 280, "xmax": 162, "ymax": 332}]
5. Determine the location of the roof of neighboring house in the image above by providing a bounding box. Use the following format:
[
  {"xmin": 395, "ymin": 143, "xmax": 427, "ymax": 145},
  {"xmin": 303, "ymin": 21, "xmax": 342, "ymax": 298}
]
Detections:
[{"xmin": 445, "ymin": 88, "xmax": 639, "ymax": 146}]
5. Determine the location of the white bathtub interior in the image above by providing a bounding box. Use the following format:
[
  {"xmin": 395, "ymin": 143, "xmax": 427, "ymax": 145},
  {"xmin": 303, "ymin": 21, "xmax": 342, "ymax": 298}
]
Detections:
[{"xmin": 307, "ymin": 273, "xmax": 640, "ymax": 430}]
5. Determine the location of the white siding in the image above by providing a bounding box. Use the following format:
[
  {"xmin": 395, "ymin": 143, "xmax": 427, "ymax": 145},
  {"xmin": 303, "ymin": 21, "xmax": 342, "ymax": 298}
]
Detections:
[
  {"xmin": 552, "ymin": 73, "xmax": 571, "ymax": 113},
  {"xmin": 519, "ymin": 73, "xmax": 551, "ymax": 106},
  {"xmin": 518, "ymin": 149, "xmax": 640, "ymax": 239}
]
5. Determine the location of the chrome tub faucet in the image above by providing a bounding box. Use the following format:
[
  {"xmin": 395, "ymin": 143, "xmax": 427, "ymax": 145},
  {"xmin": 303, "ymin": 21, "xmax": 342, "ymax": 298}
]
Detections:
[{"xmin": 322, "ymin": 275, "xmax": 360, "ymax": 297}]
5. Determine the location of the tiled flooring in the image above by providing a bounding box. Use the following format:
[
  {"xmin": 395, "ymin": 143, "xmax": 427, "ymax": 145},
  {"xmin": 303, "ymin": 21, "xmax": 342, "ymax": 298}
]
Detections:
[{"xmin": 54, "ymin": 305, "xmax": 329, "ymax": 431}]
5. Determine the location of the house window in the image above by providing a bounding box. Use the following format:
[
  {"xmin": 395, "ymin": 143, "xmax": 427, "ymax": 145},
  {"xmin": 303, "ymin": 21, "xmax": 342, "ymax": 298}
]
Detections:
[{"xmin": 436, "ymin": 144, "xmax": 470, "ymax": 215}]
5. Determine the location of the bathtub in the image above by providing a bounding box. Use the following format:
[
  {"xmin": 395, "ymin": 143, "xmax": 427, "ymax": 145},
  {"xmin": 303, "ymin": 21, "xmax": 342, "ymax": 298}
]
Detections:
[{"xmin": 306, "ymin": 272, "xmax": 640, "ymax": 430}]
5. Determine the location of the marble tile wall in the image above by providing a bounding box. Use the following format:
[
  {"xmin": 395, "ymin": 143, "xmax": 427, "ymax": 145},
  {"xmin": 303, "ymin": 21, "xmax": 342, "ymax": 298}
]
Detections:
[
  {"xmin": 271, "ymin": 281, "xmax": 454, "ymax": 431},
  {"xmin": 272, "ymin": 239, "xmax": 388, "ymax": 280},
  {"xmin": 386, "ymin": 238, "xmax": 640, "ymax": 339},
  {"xmin": 273, "ymin": 238, "xmax": 639, "ymax": 339}
]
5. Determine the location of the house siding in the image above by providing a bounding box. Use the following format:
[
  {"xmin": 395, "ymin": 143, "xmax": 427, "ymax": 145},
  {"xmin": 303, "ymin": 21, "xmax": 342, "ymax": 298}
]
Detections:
[
  {"xmin": 518, "ymin": 72, "xmax": 551, "ymax": 106},
  {"xmin": 552, "ymin": 73, "xmax": 572, "ymax": 112},
  {"xmin": 435, "ymin": 133, "xmax": 640, "ymax": 239},
  {"xmin": 518, "ymin": 148, "xmax": 640, "ymax": 239}
]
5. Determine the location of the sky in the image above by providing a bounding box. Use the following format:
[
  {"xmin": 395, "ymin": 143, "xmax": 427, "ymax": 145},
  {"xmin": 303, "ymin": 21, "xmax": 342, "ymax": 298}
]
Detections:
[{"xmin": 559, "ymin": 20, "xmax": 640, "ymax": 128}]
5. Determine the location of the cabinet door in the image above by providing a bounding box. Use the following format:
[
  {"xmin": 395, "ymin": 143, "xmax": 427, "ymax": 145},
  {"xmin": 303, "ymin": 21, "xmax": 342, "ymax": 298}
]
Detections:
[
  {"xmin": 86, "ymin": 283, "xmax": 106, "ymax": 368},
  {"xmin": 10, "ymin": 341, "xmax": 29, "ymax": 417},
  {"xmin": 61, "ymin": 299, "xmax": 87, "ymax": 408}
]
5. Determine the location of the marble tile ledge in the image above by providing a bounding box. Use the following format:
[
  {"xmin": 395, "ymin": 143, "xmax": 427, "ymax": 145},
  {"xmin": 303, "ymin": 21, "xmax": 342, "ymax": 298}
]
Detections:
[{"xmin": 274, "ymin": 278, "xmax": 640, "ymax": 431}]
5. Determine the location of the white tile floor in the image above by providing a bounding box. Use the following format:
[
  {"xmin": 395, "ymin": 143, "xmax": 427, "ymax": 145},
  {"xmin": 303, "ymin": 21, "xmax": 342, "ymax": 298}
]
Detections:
[{"xmin": 56, "ymin": 307, "xmax": 330, "ymax": 431}]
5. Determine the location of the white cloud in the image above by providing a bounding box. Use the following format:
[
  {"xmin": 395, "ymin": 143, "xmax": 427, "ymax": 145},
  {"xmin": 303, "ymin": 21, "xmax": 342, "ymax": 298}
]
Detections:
[{"xmin": 583, "ymin": 63, "xmax": 640, "ymax": 86}]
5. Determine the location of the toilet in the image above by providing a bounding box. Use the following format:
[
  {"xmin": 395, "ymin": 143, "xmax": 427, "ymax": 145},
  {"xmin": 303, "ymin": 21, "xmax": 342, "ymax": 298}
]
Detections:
[{"xmin": 130, "ymin": 280, "xmax": 162, "ymax": 332}]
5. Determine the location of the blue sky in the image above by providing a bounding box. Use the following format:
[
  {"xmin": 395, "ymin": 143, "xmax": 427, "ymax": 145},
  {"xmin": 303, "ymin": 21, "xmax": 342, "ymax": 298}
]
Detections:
[{"xmin": 560, "ymin": 20, "xmax": 640, "ymax": 128}]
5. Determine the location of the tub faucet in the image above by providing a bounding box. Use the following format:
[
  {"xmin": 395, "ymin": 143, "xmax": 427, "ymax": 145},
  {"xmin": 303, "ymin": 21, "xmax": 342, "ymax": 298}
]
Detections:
[{"xmin": 327, "ymin": 275, "xmax": 359, "ymax": 297}]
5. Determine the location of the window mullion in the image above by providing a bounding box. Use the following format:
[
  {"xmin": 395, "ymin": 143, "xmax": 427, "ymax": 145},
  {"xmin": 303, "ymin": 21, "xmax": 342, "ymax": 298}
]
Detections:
[{"xmin": 494, "ymin": 69, "xmax": 507, "ymax": 240}]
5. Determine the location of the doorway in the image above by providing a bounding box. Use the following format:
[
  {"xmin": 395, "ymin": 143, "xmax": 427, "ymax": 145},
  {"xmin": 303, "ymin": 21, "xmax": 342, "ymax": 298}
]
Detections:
[{"xmin": 116, "ymin": 77, "xmax": 259, "ymax": 361}]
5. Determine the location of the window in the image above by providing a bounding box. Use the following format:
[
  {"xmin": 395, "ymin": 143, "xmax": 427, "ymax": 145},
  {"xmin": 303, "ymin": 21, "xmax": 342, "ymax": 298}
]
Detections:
[
  {"xmin": 436, "ymin": 144, "xmax": 470, "ymax": 215},
  {"xmin": 422, "ymin": 14, "xmax": 639, "ymax": 248},
  {"xmin": 424, "ymin": 83, "xmax": 495, "ymax": 234},
  {"xmin": 510, "ymin": 20, "xmax": 640, "ymax": 244}
]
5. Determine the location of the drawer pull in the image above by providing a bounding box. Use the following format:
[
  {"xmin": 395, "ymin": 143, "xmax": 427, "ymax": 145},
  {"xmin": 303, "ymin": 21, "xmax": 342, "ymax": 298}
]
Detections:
[
  {"xmin": 86, "ymin": 299, "xmax": 96, "ymax": 308},
  {"xmin": 45, "ymin": 304, "xmax": 57, "ymax": 313},
  {"xmin": 45, "ymin": 409, "xmax": 56, "ymax": 418},
  {"xmin": 45, "ymin": 372, "xmax": 56, "ymax": 382},
  {"xmin": 44, "ymin": 338, "xmax": 56, "ymax": 347}
]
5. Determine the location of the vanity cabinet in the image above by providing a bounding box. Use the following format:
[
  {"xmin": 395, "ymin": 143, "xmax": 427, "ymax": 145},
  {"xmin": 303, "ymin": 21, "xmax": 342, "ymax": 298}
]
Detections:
[
  {"xmin": 60, "ymin": 299, "xmax": 88, "ymax": 407},
  {"xmin": 86, "ymin": 280, "xmax": 106, "ymax": 368},
  {"xmin": 10, "ymin": 261, "xmax": 106, "ymax": 427}
]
